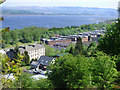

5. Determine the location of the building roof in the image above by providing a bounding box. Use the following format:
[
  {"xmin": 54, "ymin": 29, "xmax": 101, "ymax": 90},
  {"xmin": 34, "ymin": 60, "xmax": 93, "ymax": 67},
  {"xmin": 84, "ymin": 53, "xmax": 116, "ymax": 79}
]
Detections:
[
  {"xmin": 37, "ymin": 56, "xmax": 55, "ymax": 66},
  {"xmin": 54, "ymin": 43, "xmax": 70, "ymax": 47},
  {"xmin": 31, "ymin": 56, "xmax": 55, "ymax": 66},
  {"xmin": 19, "ymin": 44, "xmax": 44, "ymax": 53},
  {"xmin": 50, "ymin": 46, "xmax": 66, "ymax": 51}
]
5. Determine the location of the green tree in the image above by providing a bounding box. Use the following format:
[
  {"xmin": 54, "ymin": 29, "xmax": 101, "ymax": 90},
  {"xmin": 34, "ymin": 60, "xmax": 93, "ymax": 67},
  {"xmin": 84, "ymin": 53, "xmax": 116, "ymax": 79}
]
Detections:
[
  {"xmin": 85, "ymin": 41, "xmax": 97, "ymax": 56},
  {"xmin": 98, "ymin": 19, "xmax": 120, "ymax": 55},
  {"xmin": 115, "ymin": 54, "xmax": 120, "ymax": 71},
  {"xmin": 10, "ymin": 31, "xmax": 18, "ymax": 45},
  {"xmin": 74, "ymin": 37, "xmax": 83, "ymax": 55},
  {"xmin": 1, "ymin": 54, "xmax": 23, "ymax": 88},
  {"xmin": 0, "ymin": 1, "xmax": 23, "ymax": 89},
  {"xmin": 91, "ymin": 51, "xmax": 118, "ymax": 89},
  {"xmin": 87, "ymin": 41, "xmax": 97, "ymax": 50},
  {"xmin": 47, "ymin": 54, "xmax": 91, "ymax": 88},
  {"xmin": 45, "ymin": 45, "xmax": 60, "ymax": 56},
  {"xmin": 61, "ymin": 48, "xmax": 65, "ymax": 53},
  {"xmin": 11, "ymin": 72, "xmax": 35, "ymax": 88},
  {"xmin": 22, "ymin": 30, "xmax": 33, "ymax": 43},
  {"xmin": 23, "ymin": 51, "xmax": 30, "ymax": 65},
  {"xmin": 10, "ymin": 72, "xmax": 53, "ymax": 88},
  {"xmin": 33, "ymin": 30, "xmax": 40, "ymax": 41},
  {"xmin": 13, "ymin": 45, "xmax": 20, "ymax": 60},
  {"xmin": 69, "ymin": 47, "xmax": 74, "ymax": 54},
  {"xmin": 35, "ymin": 78, "xmax": 54, "ymax": 88},
  {"xmin": 2, "ymin": 32, "xmax": 11, "ymax": 45}
]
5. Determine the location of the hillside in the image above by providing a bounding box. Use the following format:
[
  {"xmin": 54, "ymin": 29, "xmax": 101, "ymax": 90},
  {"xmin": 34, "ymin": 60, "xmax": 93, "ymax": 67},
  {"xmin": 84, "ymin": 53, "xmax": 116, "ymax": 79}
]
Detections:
[{"xmin": 2, "ymin": 6, "xmax": 118, "ymax": 16}]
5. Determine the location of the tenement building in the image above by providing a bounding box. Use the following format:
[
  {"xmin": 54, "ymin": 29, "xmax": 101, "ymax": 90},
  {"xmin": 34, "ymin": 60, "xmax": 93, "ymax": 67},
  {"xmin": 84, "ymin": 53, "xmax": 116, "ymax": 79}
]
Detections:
[
  {"xmin": 19, "ymin": 44, "xmax": 45, "ymax": 60},
  {"xmin": 7, "ymin": 44, "xmax": 45, "ymax": 61}
]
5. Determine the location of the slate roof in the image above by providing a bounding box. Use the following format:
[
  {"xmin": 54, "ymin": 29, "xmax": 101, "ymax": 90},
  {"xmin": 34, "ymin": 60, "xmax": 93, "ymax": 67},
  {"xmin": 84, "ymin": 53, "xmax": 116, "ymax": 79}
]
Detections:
[
  {"xmin": 37, "ymin": 56, "xmax": 55, "ymax": 66},
  {"xmin": 25, "ymin": 46, "xmax": 35, "ymax": 51},
  {"xmin": 19, "ymin": 44, "xmax": 44, "ymax": 54},
  {"xmin": 31, "ymin": 56, "xmax": 55, "ymax": 66}
]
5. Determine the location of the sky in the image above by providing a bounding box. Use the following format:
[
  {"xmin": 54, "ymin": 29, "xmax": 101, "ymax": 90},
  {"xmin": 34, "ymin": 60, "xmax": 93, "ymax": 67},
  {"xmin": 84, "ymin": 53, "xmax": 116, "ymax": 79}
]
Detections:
[{"xmin": 1, "ymin": 0, "xmax": 119, "ymax": 9}]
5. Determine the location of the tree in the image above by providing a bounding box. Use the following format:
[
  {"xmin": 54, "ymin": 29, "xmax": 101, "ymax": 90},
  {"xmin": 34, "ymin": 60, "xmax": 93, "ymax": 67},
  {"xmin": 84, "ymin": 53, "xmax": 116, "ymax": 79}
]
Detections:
[
  {"xmin": 2, "ymin": 32, "xmax": 11, "ymax": 45},
  {"xmin": 74, "ymin": 37, "xmax": 83, "ymax": 55},
  {"xmin": 11, "ymin": 72, "xmax": 35, "ymax": 88},
  {"xmin": 23, "ymin": 51, "xmax": 30, "ymax": 65},
  {"xmin": 0, "ymin": 46, "xmax": 23, "ymax": 88},
  {"xmin": 33, "ymin": 30, "xmax": 40, "ymax": 41},
  {"xmin": 0, "ymin": 54, "xmax": 23, "ymax": 88},
  {"xmin": 61, "ymin": 48, "xmax": 65, "ymax": 53},
  {"xmin": 47, "ymin": 54, "xmax": 91, "ymax": 88},
  {"xmin": 10, "ymin": 31, "xmax": 18, "ymax": 45},
  {"xmin": 91, "ymin": 51, "xmax": 118, "ymax": 89},
  {"xmin": 10, "ymin": 72, "xmax": 53, "ymax": 88},
  {"xmin": 47, "ymin": 51, "xmax": 118, "ymax": 88},
  {"xmin": 69, "ymin": 47, "xmax": 74, "ymax": 54},
  {"xmin": 13, "ymin": 45, "xmax": 20, "ymax": 60},
  {"xmin": 85, "ymin": 41, "xmax": 97, "ymax": 56},
  {"xmin": 45, "ymin": 45, "xmax": 60, "ymax": 56},
  {"xmin": 22, "ymin": 30, "xmax": 33, "ymax": 43},
  {"xmin": 98, "ymin": 19, "xmax": 120, "ymax": 55},
  {"xmin": 0, "ymin": 1, "xmax": 23, "ymax": 89},
  {"xmin": 87, "ymin": 41, "xmax": 97, "ymax": 50},
  {"xmin": 115, "ymin": 54, "xmax": 120, "ymax": 71}
]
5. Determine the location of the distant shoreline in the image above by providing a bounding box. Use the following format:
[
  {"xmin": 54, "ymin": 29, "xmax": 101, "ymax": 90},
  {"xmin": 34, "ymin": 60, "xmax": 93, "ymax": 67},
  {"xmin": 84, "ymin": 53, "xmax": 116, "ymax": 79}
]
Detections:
[
  {"xmin": 2, "ymin": 14, "xmax": 100, "ymax": 17},
  {"xmin": 3, "ymin": 14, "xmax": 117, "ymax": 21}
]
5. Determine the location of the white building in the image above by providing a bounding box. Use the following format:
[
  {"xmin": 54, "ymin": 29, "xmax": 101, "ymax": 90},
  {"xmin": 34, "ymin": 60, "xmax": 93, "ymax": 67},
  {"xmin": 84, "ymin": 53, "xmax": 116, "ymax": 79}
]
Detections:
[{"xmin": 19, "ymin": 44, "xmax": 45, "ymax": 61}]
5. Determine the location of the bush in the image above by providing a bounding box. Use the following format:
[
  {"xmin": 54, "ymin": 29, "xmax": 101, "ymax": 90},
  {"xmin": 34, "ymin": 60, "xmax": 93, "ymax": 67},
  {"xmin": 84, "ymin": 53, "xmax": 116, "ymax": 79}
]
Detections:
[
  {"xmin": 10, "ymin": 72, "xmax": 35, "ymax": 88},
  {"xmin": 10, "ymin": 72, "xmax": 54, "ymax": 88}
]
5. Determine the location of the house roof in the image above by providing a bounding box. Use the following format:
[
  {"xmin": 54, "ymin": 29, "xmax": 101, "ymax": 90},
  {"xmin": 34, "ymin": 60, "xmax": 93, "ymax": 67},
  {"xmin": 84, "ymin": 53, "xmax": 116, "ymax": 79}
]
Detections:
[
  {"xmin": 31, "ymin": 56, "xmax": 55, "ymax": 66},
  {"xmin": 37, "ymin": 56, "xmax": 55, "ymax": 66},
  {"xmin": 19, "ymin": 44, "xmax": 44, "ymax": 53}
]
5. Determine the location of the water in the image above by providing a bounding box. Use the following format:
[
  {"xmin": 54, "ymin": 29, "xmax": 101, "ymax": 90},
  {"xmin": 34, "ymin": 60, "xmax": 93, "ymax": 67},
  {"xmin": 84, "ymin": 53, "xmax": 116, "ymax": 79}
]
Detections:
[{"xmin": 2, "ymin": 15, "xmax": 117, "ymax": 30}]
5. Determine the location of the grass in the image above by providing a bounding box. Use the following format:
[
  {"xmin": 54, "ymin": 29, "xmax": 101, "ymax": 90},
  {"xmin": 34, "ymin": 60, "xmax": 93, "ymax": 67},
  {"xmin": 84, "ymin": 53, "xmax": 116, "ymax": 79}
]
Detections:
[{"xmin": 21, "ymin": 66, "xmax": 31, "ymax": 70}]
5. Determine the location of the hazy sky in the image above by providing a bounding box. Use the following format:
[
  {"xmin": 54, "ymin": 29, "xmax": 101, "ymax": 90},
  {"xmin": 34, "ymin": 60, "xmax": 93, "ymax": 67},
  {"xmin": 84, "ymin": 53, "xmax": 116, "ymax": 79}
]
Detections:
[{"xmin": 1, "ymin": 0, "xmax": 119, "ymax": 9}]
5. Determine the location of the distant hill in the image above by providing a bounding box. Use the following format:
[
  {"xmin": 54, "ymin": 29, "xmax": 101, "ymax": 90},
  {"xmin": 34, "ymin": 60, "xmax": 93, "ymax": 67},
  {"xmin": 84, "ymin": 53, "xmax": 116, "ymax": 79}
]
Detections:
[{"xmin": 2, "ymin": 6, "xmax": 118, "ymax": 17}]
